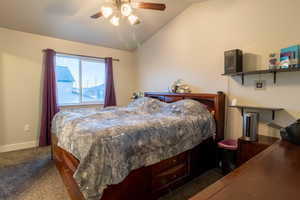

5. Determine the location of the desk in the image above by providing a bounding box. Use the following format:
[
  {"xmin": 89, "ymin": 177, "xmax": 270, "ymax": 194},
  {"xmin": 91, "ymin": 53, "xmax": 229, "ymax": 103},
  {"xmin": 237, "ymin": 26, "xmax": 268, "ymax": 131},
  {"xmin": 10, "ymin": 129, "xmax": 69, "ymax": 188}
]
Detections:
[{"xmin": 190, "ymin": 140, "xmax": 300, "ymax": 200}]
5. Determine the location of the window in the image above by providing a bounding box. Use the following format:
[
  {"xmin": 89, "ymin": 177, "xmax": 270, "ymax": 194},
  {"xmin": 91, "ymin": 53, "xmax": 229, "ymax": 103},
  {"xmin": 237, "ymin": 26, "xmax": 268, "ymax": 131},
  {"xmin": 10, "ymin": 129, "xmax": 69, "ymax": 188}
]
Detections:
[{"xmin": 55, "ymin": 54, "xmax": 106, "ymax": 106}]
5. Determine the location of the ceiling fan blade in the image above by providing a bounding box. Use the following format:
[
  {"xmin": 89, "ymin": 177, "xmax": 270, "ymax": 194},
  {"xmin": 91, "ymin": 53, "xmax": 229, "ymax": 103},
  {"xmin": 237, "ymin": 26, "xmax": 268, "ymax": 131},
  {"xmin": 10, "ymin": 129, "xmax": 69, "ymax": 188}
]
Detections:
[
  {"xmin": 91, "ymin": 11, "xmax": 103, "ymax": 19},
  {"xmin": 135, "ymin": 2, "xmax": 166, "ymax": 11}
]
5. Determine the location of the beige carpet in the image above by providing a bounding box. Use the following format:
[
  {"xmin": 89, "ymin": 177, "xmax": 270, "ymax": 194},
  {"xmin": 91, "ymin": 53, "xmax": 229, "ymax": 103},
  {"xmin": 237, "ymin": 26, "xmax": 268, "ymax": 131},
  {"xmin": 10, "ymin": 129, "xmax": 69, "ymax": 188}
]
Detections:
[
  {"xmin": 0, "ymin": 147, "xmax": 222, "ymax": 200},
  {"xmin": 0, "ymin": 147, "xmax": 69, "ymax": 200},
  {"xmin": 14, "ymin": 164, "xmax": 70, "ymax": 200}
]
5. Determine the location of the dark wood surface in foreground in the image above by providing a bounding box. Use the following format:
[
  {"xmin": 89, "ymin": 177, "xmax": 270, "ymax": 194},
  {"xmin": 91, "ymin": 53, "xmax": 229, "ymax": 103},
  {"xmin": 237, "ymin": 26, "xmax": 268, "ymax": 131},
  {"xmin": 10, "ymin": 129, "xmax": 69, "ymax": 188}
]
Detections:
[
  {"xmin": 52, "ymin": 92, "xmax": 225, "ymax": 200},
  {"xmin": 190, "ymin": 140, "xmax": 300, "ymax": 200}
]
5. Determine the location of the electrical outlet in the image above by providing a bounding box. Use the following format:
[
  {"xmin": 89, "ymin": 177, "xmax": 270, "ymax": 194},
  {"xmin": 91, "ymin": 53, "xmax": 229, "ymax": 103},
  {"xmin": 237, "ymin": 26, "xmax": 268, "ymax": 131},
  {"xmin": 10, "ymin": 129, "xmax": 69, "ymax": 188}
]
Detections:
[
  {"xmin": 254, "ymin": 80, "xmax": 266, "ymax": 90},
  {"xmin": 24, "ymin": 124, "xmax": 31, "ymax": 132}
]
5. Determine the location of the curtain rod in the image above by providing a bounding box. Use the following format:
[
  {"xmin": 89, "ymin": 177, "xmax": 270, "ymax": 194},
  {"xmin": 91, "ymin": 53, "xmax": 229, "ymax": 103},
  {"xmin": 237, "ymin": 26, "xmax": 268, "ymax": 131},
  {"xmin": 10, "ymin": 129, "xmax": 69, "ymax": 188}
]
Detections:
[{"xmin": 42, "ymin": 49, "xmax": 120, "ymax": 62}]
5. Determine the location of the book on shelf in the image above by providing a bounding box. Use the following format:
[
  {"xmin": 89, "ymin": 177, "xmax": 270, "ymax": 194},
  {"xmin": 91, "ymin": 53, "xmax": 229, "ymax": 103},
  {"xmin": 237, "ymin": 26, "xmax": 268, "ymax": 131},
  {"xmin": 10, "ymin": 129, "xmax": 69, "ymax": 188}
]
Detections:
[{"xmin": 280, "ymin": 45, "xmax": 299, "ymax": 68}]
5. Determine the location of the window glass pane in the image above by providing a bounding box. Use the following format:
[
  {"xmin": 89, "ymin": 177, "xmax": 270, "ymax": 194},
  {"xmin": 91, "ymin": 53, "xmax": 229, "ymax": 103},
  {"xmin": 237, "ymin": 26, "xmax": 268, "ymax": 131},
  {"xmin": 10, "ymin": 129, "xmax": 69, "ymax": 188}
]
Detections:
[
  {"xmin": 81, "ymin": 59, "xmax": 105, "ymax": 103},
  {"xmin": 55, "ymin": 56, "xmax": 80, "ymax": 105}
]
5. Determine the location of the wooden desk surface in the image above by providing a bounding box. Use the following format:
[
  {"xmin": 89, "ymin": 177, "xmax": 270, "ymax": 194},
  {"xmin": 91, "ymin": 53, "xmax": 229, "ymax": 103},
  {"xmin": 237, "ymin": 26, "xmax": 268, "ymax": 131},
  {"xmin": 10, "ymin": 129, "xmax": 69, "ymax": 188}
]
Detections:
[{"xmin": 190, "ymin": 140, "xmax": 300, "ymax": 200}]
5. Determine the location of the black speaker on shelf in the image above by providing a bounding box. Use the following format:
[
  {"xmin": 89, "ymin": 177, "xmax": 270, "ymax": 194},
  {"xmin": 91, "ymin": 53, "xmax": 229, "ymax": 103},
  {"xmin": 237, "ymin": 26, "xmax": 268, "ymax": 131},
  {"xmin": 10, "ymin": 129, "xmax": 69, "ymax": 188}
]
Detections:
[{"xmin": 224, "ymin": 49, "xmax": 243, "ymax": 74}]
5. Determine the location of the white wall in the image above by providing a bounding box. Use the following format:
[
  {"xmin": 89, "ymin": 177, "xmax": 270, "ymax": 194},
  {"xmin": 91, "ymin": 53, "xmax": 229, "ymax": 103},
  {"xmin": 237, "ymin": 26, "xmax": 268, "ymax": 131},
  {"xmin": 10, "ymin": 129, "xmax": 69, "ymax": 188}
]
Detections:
[
  {"xmin": 0, "ymin": 27, "xmax": 137, "ymax": 152},
  {"xmin": 135, "ymin": 0, "xmax": 300, "ymax": 139},
  {"xmin": 2, "ymin": 0, "xmax": 300, "ymax": 152}
]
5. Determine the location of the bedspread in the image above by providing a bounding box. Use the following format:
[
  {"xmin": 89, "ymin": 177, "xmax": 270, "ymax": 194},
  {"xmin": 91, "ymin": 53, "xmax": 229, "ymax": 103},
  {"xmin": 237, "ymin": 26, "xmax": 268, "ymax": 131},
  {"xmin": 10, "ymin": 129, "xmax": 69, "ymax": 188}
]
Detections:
[{"xmin": 51, "ymin": 97, "xmax": 215, "ymax": 200}]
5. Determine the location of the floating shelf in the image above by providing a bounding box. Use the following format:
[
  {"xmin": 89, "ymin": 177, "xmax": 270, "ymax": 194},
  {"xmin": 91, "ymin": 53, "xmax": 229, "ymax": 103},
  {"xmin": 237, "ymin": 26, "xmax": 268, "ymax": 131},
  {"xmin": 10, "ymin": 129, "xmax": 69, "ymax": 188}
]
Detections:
[
  {"xmin": 229, "ymin": 105, "xmax": 284, "ymax": 120},
  {"xmin": 222, "ymin": 67, "xmax": 300, "ymax": 85}
]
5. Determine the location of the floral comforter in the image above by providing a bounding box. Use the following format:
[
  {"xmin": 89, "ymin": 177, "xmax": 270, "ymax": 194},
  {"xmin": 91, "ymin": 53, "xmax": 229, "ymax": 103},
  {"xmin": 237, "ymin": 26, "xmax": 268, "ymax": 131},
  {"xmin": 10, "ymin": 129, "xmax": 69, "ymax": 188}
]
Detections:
[{"xmin": 51, "ymin": 97, "xmax": 215, "ymax": 200}]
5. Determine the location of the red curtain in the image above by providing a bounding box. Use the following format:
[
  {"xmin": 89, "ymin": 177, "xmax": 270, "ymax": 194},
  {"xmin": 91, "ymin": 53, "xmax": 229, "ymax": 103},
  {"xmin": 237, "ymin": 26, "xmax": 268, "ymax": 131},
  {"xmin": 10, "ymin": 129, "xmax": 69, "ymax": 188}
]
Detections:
[
  {"xmin": 39, "ymin": 49, "xmax": 59, "ymax": 146},
  {"xmin": 104, "ymin": 57, "xmax": 116, "ymax": 107}
]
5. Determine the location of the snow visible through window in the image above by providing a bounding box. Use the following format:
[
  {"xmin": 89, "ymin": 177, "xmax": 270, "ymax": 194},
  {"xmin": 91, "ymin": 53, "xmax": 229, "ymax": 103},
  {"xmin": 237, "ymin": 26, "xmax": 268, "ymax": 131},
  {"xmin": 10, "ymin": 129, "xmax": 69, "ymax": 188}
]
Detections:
[{"xmin": 55, "ymin": 55, "xmax": 105, "ymax": 106}]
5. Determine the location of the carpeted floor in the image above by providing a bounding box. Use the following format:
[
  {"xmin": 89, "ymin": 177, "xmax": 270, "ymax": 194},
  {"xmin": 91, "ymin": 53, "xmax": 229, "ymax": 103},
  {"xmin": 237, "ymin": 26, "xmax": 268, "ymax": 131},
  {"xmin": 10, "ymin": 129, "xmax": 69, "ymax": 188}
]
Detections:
[{"xmin": 0, "ymin": 147, "xmax": 223, "ymax": 200}]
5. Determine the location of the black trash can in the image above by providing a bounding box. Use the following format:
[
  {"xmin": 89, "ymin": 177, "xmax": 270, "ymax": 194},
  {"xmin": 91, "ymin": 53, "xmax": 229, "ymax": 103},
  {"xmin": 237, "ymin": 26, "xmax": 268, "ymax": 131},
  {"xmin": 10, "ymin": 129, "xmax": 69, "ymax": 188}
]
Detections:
[{"xmin": 218, "ymin": 139, "xmax": 238, "ymax": 175}]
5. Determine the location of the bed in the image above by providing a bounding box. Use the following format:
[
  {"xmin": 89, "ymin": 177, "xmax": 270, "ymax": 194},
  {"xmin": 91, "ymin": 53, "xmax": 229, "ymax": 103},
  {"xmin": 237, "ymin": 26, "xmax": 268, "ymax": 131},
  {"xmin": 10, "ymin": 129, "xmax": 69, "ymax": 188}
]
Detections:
[{"xmin": 51, "ymin": 92, "xmax": 225, "ymax": 200}]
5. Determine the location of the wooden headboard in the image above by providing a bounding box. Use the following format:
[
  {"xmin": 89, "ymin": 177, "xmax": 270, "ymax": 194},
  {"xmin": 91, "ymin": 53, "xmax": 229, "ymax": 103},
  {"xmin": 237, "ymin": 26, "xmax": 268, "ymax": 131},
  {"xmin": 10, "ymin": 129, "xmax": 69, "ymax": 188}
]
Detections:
[{"xmin": 144, "ymin": 92, "xmax": 225, "ymax": 142}]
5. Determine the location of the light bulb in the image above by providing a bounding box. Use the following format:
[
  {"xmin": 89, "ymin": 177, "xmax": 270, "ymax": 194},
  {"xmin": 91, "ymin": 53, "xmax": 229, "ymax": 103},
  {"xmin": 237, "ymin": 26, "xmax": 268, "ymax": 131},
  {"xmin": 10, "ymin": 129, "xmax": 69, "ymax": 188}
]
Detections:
[
  {"xmin": 128, "ymin": 14, "xmax": 140, "ymax": 25},
  {"xmin": 110, "ymin": 16, "xmax": 120, "ymax": 26},
  {"xmin": 121, "ymin": 3, "xmax": 132, "ymax": 17},
  {"xmin": 101, "ymin": 6, "xmax": 113, "ymax": 18}
]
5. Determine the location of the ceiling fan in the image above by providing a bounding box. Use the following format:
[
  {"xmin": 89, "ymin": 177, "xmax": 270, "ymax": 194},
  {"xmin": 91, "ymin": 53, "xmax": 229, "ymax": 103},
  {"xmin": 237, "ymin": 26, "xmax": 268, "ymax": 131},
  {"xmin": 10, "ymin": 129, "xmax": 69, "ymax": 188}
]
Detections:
[{"xmin": 90, "ymin": 0, "xmax": 166, "ymax": 26}]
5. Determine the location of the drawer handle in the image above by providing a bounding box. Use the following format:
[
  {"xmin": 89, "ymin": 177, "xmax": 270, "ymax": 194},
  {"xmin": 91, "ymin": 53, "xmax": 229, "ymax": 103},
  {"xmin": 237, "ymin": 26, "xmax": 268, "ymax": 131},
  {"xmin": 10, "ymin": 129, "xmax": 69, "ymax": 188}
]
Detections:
[
  {"xmin": 172, "ymin": 159, "xmax": 177, "ymax": 163},
  {"xmin": 173, "ymin": 175, "xmax": 177, "ymax": 178}
]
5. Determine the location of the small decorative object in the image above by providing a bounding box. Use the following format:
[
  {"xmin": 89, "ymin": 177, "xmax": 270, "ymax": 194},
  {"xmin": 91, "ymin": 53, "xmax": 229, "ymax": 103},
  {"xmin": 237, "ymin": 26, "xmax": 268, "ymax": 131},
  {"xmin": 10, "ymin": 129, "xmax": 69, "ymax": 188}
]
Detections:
[
  {"xmin": 170, "ymin": 79, "xmax": 191, "ymax": 93},
  {"xmin": 231, "ymin": 98, "xmax": 237, "ymax": 106},
  {"xmin": 280, "ymin": 55, "xmax": 291, "ymax": 69},
  {"xmin": 131, "ymin": 92, "xmax": 144, "ymax": 100},
  {"xmin": 280, "ymin": 45, "xmax": 299, "ymax": 68},
  {"xmin": 255, "ymin": 80, "xmax": 266, "ymax": 90},
  {"xmin": 268, "ymin": 53, "xmax": 278, "ymax": 69}
]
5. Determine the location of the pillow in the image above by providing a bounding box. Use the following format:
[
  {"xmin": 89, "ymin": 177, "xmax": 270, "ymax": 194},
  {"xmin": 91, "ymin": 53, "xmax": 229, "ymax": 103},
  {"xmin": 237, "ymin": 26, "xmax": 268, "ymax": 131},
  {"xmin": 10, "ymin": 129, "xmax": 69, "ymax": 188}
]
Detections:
[
  {"xmin": 161, "ymin": 99, "xmax": 209, "ymax": 116},
  {"xmin": 128, "ymin": 97, "xmax": 165, "ymax": 113}
]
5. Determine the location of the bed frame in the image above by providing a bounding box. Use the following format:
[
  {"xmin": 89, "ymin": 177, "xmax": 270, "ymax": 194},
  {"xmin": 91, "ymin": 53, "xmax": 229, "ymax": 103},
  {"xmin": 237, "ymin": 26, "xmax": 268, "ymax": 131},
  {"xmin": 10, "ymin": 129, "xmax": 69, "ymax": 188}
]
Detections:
[{"xmin": 52, "ymin": 92, "xmax": 225, "ymax": 200}]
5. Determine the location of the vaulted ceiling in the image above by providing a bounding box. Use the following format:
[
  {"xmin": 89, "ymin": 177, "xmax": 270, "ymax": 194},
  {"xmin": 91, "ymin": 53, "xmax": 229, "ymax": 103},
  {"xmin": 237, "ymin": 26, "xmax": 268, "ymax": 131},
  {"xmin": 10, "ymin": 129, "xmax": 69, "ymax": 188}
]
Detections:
[{"xmin": 0, "ymin": 0, "xmax": 204, "ymax": 51}]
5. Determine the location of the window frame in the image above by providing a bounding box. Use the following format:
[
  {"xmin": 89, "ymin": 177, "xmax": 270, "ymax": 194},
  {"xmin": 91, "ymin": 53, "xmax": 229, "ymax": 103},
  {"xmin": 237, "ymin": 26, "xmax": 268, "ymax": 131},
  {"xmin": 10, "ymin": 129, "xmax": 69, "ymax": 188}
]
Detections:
[{"xmin": 55, "ymin": 53, "xmax": 106, "ymax": 107}]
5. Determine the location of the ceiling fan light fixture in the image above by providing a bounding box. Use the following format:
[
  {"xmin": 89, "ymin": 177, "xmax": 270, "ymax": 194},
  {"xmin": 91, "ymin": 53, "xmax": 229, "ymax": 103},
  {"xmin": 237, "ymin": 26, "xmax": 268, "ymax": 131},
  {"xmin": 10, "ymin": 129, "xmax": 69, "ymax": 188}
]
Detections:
[
  {"xmin": 101, "ymin": 6, "xmax": 113, "ymax": 18},
  {"xmin": 121, "ymin": 3, "xmax": 132, "ymax": 17},
  {"xmin": 110, "ymin": 15, "xmax": 120, "ymax": 26},
  {"xmin": 91, "ymin": 2, "xmax": 166, "ymax": 26},
  {"xmin": 128, "ymin": 14, "xmax": 140, "ymax": 25}
]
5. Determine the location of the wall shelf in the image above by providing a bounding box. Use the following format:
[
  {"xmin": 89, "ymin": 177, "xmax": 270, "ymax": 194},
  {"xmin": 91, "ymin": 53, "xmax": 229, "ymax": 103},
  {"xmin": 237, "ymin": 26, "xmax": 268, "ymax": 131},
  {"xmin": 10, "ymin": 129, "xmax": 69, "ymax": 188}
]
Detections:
[
  {"xmin": 222, "ymin": 67, "xmax": 300, "ymax": 85},
  {"xmin": 229, "ymin": 105, "xmax": 284, "ymax": 120}
]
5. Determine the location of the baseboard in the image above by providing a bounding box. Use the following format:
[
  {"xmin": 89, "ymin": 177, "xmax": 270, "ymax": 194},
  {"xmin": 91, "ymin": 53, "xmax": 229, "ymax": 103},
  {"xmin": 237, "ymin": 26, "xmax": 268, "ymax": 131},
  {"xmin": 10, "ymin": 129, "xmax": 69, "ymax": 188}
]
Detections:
[{"xmin": 0, "ymin": 141, "xmax": 38, "ymax": 153}]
